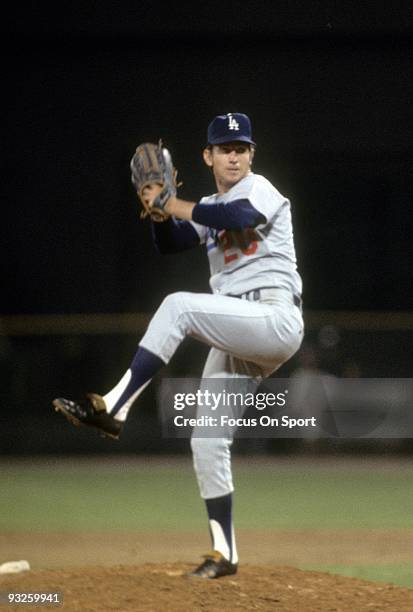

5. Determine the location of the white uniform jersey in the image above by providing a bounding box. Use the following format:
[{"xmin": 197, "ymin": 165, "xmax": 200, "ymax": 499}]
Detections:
[{"xmin": 190, "ymin": 173, "xmax": 302, "ymax": 297}]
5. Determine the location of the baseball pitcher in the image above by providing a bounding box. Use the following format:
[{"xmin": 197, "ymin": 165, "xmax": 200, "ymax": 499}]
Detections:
[{"xmin": 53, "ymin": 112, "xmax": 304, "ymax": 579}]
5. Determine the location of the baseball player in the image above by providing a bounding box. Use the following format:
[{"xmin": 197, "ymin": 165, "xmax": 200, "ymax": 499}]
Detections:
[{"xmin": 53, "ymin": 112, "xmax": 304, "ymax": 579}]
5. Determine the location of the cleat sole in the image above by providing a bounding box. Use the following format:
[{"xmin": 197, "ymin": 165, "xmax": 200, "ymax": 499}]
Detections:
[
  {"xmin": 53, "ymin": 400, "xmax": 82, "ymax": 428},
  {"xmin": 52, "ymin": 399, "xmax": 120, "ymax": 440}
]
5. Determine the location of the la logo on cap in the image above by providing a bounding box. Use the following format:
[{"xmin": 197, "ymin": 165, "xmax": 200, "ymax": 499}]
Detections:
[
  {"xmin": 227, "ymin": 113, "xmax": 240, "ymax": 130},
  {"xmin": 207, "ymin": 112, "xmax": 255, "ymax": 145}
]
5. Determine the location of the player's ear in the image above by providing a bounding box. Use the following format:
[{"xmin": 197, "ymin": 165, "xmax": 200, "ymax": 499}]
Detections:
[
  {"xmin": 203, "ymin": 147, "xmax": 213, "ymax": 167},
  {"xmin": 249, "ymin": 146, "xmax": 255, "ymax": 165}
]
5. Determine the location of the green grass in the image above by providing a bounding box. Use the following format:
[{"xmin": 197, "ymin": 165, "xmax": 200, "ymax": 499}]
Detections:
[
  {"xmin": 235, "ymin": 469, "xmax": 413, "ymax": 530},
  {"xmin": 1, "ymin": 457, "xmax": 413, "ymax": 588},
  {"xmin": 2, "ymin": 459, "xmax": 413, "ymax": 531},
  {"xmin": 0, "ymin": 463, "xmax": 204, "ymax": 531},
  {"xmin": 301, "ymin": 564, "xmax": 413, "ymax": 589}
]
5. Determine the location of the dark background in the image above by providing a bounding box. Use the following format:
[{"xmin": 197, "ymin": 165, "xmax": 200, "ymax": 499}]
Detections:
[
  {"xmin": 1, "ymin": 3, "xmax": 412, "ymax": 453},
  {"xmin": 3, "ymin": 2, "xmax": 413, "ymax": 314}
]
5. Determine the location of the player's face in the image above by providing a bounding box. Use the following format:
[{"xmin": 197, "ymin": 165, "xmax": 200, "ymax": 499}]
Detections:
[{"xmin": 203, "ymin": 142, "xmax": 254, "ymax": 193}]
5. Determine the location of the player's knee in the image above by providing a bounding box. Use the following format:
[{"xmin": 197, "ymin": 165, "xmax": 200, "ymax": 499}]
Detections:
[
  {"xmin": 191, "ymin": 437, "xmax": 233, "ymax": 498},
  {"xmin": 159, "ymin": 291, "xmax": 192, "ymax": 314},
  {"xmin": 190, "ymin": 436, "xmax": 230, "ymax": 462}
]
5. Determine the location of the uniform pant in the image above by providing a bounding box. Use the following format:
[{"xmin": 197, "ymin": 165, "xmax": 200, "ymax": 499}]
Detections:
[{"xmin": 139, "ymin": 290, "xmax": 304, "ymax": 499}]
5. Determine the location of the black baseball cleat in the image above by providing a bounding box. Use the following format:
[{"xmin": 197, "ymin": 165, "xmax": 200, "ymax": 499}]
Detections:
[
  {"xmin": 188, "ymin": 551, "xmax": 238, "ymax": 579},
  {"xmin": 52, "ymin": 393, "xmax": 122, "ymax": 440}
]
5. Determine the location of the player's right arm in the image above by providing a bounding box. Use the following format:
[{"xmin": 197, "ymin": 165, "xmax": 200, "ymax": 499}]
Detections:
[
  {"xmin": 151, "ymin": 217, "xmax": 201, "ymax": 254},
  {"xmin": 143, "ymin": 185, "xmax": 202, "ymax": 254}
]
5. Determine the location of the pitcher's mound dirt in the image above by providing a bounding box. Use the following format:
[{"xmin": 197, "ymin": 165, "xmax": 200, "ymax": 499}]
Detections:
[{"xmin": 1, "ymin": 564, "xmax": 412, "ymax": 612}]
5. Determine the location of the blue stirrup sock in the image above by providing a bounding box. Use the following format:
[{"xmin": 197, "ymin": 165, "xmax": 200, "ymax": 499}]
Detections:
[
  {"xmin": 102, "ymin": 346, "xmax": 165, "ymax": 421},
  {"xmin": 205, "ymin": 493, "xmax": 238, "ymax": 564}
]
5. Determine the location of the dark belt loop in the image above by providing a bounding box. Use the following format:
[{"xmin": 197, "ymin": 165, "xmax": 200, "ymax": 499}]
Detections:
[
  {"xmin": 293, "ymin": 294, "xmax": 303, "ymax": 310},
  {"xmin": 229, "ymin": 288, "xmax": 302, "ymax": 310}
]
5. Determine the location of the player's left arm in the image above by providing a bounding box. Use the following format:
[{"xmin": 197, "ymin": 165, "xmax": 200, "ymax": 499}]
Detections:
[{"xmin": 165, "ymin": 197, "xmax": 265, "ymax": 230}]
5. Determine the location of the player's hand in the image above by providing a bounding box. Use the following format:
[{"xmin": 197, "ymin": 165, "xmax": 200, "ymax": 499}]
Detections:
[
  {"xmin": 142, "ymin": 184, "xmax": 163, "ymax": 207},
  {"xmin": 163, "ymin": 194, "xmax": 177, "ymax": 215},
  {"xmin": 141, "ymin": 183, "xmax": 169, "ymax": 223}
]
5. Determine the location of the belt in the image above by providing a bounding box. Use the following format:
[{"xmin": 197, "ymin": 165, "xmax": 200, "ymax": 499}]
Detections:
[{"xmin": 228, "ymin": 287, "xmax": 302, "ymax": 310}]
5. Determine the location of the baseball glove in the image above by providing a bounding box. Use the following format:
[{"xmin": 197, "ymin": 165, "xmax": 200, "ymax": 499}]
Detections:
[{"xmin": 130, "ymin": 140, "xmax": 178, "ymax": 222}]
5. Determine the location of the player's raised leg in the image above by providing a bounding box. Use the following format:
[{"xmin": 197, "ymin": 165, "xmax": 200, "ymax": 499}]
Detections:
[
  {"xmin": 53, "ymin": 290, "xmax": 302, "ymax": 438},
  {"xmin": 52, "ymin": 346, "xmax": 165, "ymax": 439}
]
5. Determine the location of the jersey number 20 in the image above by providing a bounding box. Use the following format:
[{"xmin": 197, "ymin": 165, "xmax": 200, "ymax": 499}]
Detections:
[{"xmin": 221, "ymin": 229, "xmax": 259, "ymax": 264}]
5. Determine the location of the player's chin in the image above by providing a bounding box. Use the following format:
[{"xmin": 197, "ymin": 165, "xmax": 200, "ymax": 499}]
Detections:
[{"xmin": 223, "ymin": 171, "xmax": 242, "ymax": 186}]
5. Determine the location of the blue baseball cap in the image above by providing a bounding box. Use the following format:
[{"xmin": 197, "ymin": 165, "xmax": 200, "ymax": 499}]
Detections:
[{"xmin": 207, "ymin": 113, "xmax": 255, "ymax": 146}]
